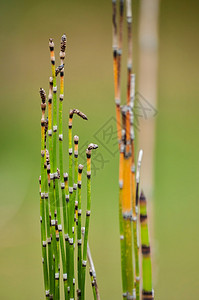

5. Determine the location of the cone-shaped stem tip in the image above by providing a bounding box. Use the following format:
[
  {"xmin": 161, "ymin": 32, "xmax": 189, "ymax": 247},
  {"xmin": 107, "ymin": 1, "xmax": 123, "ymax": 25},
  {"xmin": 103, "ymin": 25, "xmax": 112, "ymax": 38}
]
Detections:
[
  {"xmin": 78, "ymin": 164, "xmax": 84, "ymax": 170},
  {"xmin": 61, "ymin": 34, "xmax": 67, "ymax": 52},
  {"xmin": 40, "ymin": 88, "xmax": 46, "ymax": 103},
  {"xmin": 74, "ymin": 135, "xmax": 79, "ymax": 142},
  {"xmin": 140, "ymin": 190, "xmax": 146, "ymax": 201},
  {"xmin": 87, "ymin": 143, "xmax": 98, "ymax": 150}
]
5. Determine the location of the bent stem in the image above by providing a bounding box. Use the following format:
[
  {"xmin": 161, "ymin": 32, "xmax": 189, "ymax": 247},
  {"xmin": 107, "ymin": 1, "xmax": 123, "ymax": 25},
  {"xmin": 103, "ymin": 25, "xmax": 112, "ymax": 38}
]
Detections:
[{"xmin": 87, "ymin": 242, "xmax": 100, "ymax": 300}]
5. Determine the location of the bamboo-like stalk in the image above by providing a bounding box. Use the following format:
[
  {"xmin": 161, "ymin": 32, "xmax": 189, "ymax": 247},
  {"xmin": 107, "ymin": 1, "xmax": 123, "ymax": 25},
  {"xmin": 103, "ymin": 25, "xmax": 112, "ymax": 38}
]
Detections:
[
  {"xmin": 40, "ymin": 88, "xmax": 49, "ymax": 299},
  {"xmin": 77, "ymin": 164, "xmax": 83, "ymax": 299},
  {"xmin": 139, "ymin": 192, "xmax": 154, "ymax": 300},
  {"xmin": 68, "ymin": 110, "xmax": 88, "ymax": 300},
  {"xmin": 81, "ymin": 143, "xmax": 98, "ymax": 300},
  {"xmin": 64, "ymin": 172, "xmax": 69, "ymax": 280},
  {"xmin": 112, "ymin": 0, "xmax": 124, "ymax": 143},
  {"xmin": 117, "ymin": 0, "xmax": 124, "ymax": 107},
  {"xmin": 119, "ymin": 138, "xmax": 127, "ymax": 299},
  {"xmin": 58, "ymin": 34, "xmax": 68, "ymax": 300},
  {"xmin": 68, "ymin": 184, "xmax": 74, "ymax": 300},
  {"xmin": 45, "ymin": 149, "xmax": 54, "ymax": 298},
  {"xmin": 125, "ymin": 0, "xmax": 133, "ymax": 154},
  {"xmin": 73, "ymin": 135, "xmax": 79, "ymax": 233},
  {"xmin": 133, "ymin": 149, "xmax": 143, "ymax": 299},
  {"xmin": 49, "ymin": 39, "xmax": 60, "ymax": 299},
  {"xmin": 124, "ymin": 5, "xmax": 135, "ymax": 297},
  {"xmin": 112, "ymin": 2, "xmax": 128, "ymax": 298},
  {"xmin": 112, "ymin": 0, "xmax": 121, "ymax": 143},
  {"xmin": 121, "ymin": 107, "xmax": 134, "ymax": 300},
  {"xmin": 47, "ymin": 75, "xmax": 57, "ymax": 299}
]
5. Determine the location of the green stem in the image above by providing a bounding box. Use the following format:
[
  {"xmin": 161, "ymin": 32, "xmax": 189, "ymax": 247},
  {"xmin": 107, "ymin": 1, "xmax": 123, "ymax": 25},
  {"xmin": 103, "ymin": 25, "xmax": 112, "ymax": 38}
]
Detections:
[
  {"xmin": 82, "ymin": 144, "xmax": 98, "ymax": 300},
  {"xmin": 77, "ymin": 165, "xmax": 83, "ymax": 298},
  {"xmin": 40, "ymin": 89, "xmax": 49, "ymax": 298},
  {"xmin": 139, "ymin": 192, "xmax": 153, "ymax": 300}
]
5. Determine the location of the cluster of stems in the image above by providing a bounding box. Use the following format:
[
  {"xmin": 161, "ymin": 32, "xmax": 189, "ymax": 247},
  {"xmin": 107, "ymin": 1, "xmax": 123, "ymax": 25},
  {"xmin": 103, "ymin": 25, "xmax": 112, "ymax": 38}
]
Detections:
[
  {"xmin": 112, "ymin": 1, "xmax": 154, "ymax": 299},
  {"xmin": 39, "ymin": 35, "xmax": 100, "ymax": 300}
]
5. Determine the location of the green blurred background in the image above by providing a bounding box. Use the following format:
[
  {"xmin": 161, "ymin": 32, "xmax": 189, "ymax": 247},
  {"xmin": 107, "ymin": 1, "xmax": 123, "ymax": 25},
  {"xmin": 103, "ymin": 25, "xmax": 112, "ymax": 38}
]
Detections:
[{"xmin": 0, "ymin": 0, "xmax": 199, "ymax": 299}]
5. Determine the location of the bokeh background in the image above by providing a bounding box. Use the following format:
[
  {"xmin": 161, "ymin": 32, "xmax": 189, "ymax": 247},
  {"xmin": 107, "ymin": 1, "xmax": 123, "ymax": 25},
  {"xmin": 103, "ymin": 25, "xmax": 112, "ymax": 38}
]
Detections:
[{"xmin": 0, "ymin": 0, "xmax": 199, "ymax": 299}]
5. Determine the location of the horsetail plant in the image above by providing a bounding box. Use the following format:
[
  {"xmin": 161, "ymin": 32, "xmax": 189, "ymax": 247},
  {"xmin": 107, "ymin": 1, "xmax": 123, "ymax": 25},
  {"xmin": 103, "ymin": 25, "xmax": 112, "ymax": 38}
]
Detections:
[
  {"xmin": 39, "ymin": 35, "xmax": 100, "ymax": 300},
  {"xmin": 112, "ymin": 1, "xmax": 154, "ymax": 299}
]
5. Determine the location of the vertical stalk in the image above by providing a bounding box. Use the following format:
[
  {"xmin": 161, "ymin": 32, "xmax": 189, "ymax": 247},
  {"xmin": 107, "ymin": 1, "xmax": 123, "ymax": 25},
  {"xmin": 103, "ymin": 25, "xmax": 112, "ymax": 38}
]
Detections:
[
  {"xmin": 49, "ymin": 39, "xmax": 60, "ymax": 299},
  {"xmin": 112, "ymin": 0, "xmax": 121, "ymax": 143},
  {"xmin": 112, "ymin": 2, "xmax": 127, "ymax": 298},
  {"xmin": 49, "ymin": 37, "xmax": 66, "ymax": 300},
  {"xmin": 48, "ymin": 76, "xmax": 56, "ymax": 298},
  {"xmin": 40, "ymin": 88, "xmax": 49, "ymax": 299},
  {"xmin": 134, "ymin": 150, "xmax": 143, "ymax": 299},
  {"xmin": 59, "ymin": 34, "xmax": 68, "ymax": 300},
  {"xmin": 119, "ymin": 139, "xmax": 127, "ymax": 298},
  {"xmin": 121, "ymin": 106, "xmax": 134, "ymax": 300},
  {"xmin": 68, "ymin": 114, "xmax": 74, "ymax": 300},
  {"xmin": 117, "ymin": 0, "xmax": 124, "ymax": 107},
  {"xmin": 68, "ymin": 185, "xmax": 74, "ymax": 300},
  {"xmin": 64, "ymin": 172, "xmax": 69, "ymax": 280},
  {"xmin": 72, "ymin": 135, "xmax": 79, "ymax": 251},
  {"xmin": 67, "ymin": 110, "xmax": 88, "ymax": 300},
  {"xmin": 77, "ymin": 164, "xmax": 83, "ymax": 298},
  {"xmin": 73, "ymin": 135, "xmax": 79, "ymax": 231},
  {"xmin": 45, "ymin": 149, "xmax": 53, "ymax": 299},
  {"xmin": 139, "ymin": 192, "xmax": 154, "ymax": 300},
  {"xmin": 68, "ymin": 110, "xmax": 74, "ymax": 190},
  {"xmin": 81, "ymin": 144, "xmax": 98, "ymax": 300}
]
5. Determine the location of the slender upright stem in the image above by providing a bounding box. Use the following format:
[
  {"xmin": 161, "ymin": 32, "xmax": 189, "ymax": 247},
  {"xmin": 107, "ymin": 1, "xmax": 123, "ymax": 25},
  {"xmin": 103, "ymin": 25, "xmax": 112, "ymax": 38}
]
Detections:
[
  {"xmin": 77, "ymin": 164, "xmax": 83, "ymax": 298},
  {"xmin": 40, "ymin": 88, "xmax": 49, "ymax": 299},
  {"xmin": 134, "ymin": 150, "xmax": 143, "ymax": 299},
  {"xmin": 47, "ymin": 76, "xmax": 57, "ymax": 298},
  {"xmin": 139, "ymin": 192, "xmax": 154, "ymax": 300},
  {"xmin": 45, "ymin": 149, "xmax": 53, "ymax": 298},
  {"xmin": 49, "ymin": 40, "xmax": 60, "ymax": 299},
  {"xmin": 81, "ymin": 144, "xmax": 98, "ymax": 300},
  {"xmin": 121, "ymin": 106, "xmax": 134, "ymax": 299},
  {"xmin": 64, "ymin": 172, "xmax": 69, "ymax": 279},
  {"xmin": 119, "ymin": 140, "xmax": 127, "ymax": 298},
  {"xmin": 73, "ymin": 135, "xmax": 79, "ymax": 236},
  {"xmin": 58, "ymin": 34, "xmax": 68, "ymax": 299},
  {"xmin": 118, "ymin": 0, "xmax": 124, "ymax": 104},
  {"xmin": 68, "ymin": 110, "xmax": 88, "ymax": 300}
]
